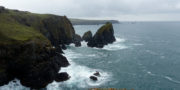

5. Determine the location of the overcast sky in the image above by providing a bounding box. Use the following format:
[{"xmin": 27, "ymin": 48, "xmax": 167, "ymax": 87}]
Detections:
[{"xmin": 1, "ymin": 0, "xmax": 180, "ymax": 21}]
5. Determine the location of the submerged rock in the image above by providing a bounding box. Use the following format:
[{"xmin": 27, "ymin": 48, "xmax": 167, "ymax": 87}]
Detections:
[
  {"xmin": 82, "ymin": 31, "xmax": 93, "ymax": 42},
  {"xmin": 90, "ymin": 76, "xmax": 98, "ymax": 81},
  {"xmin": 93, "ymin": 71, "xmax": 100, "ymax": 77},
  {"xmin": 55, "ymin": 72, "xmax": 70, "ymax": 82},
  {"xmin": 87, "ymin": 22, "xmax": 116, "ymax": 48}
]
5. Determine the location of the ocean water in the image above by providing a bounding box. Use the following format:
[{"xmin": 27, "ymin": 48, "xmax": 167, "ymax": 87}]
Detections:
[{"xmin": 1, "ymin": 22, "xmax": 180, "ymax": 90}]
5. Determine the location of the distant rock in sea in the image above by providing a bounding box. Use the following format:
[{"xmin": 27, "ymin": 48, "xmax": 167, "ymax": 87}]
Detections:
[
  {"xmin": 87, "ymin": 22, "xmax": 116, "ymax": 48},
  {"xmin": 82, "ymin": 31, "xmax": 93, "ymax": 42}
]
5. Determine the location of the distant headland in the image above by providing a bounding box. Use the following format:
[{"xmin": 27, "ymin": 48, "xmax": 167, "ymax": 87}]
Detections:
[{"xmin": 70, "ymin": 18, "xmax": 119, "ymax": 25}]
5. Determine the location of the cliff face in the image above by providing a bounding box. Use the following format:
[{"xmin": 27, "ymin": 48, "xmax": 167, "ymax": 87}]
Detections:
[
  {"xmin": 0, "ymin": 7, "xmax": 72, "ymax": 89},
  {"xmin": 87, "ymin": 22, "xmax": 116, "ymax": 48}
]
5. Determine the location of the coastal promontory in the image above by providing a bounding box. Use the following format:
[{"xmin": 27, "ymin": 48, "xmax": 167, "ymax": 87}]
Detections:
[{"xmin": 0, "ymin": 6, "xmax": 78, "ymax": 89}]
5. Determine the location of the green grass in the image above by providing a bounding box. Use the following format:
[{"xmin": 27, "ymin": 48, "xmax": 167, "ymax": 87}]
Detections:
[
  {"xmin": 96, "ymin": 22, "xmax": 113, "ymax": 34},
  {"xmin": 0, "ymin": 10, "xmax": 49, "ymax": 45}
]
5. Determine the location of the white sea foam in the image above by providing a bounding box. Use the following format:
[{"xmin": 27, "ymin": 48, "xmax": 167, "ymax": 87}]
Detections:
[
  {"xmin": 142, "ymin": 67, "xmax": 180, "ymax": 84},
  {"xmin": 103, "ymin": 44, "xmax": 128, "ymax": 51},
  {"xmin": 91, "ymin": 37, "xmax": 128, "ymax": 51},
  {"xmin": 132, "ymin": 43, "xmax": 144, "ymax": 46},
  {"xmin": 0, "ymin": 79, "xmax": 29, "ymax": 90},
  {"xmin": 102, "ymin": 37, "xmax": 127, "ymax": 51},
  {"xmin": 147, "ymin": 71, "xmax": 155, "ymax": 76},
  {"xmin": 164, "ymin": 76, "xmax": 180, "ymax": 84},
  {"xmin": 81, "ymin": 41, "xmax": 88, "ymax": 47},
  {"xmin": 67, "ymin": 37, "xmax": 128, "ymax": 51},
  {"xmin": 47, "ymin": 49, "xmax": 112, "ymax": 89},
  {"xmin": 115, "ymin": 37, "xmax": 126, "ymax": 43}
]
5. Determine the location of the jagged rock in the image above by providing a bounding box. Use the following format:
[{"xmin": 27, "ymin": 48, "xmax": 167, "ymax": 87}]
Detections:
[
  {"xmin": 90, "ymin": 76, "xmax": 98, "ymax": 81},
  {"xmin": 0, "ymin": 69, "xmax": 11, "ymax": 86},
  {"xmin": 73, "ymin": 34, "xmax": 82, "ymax": 47},
  {"xmin": 55, "ymin": 46, "xmax": 64, "ymax": 54},
  {"xmin": 0, "ymin": 42, "xmax": 70, "ymax": 89},
  {"xmin": 82, "ymin": 31, "xmax": 92, "ymax": 42},
  {"xmin": 40, "ymin": 16, "xmax": 76, "ymax": 46},
  {"xmin": 93, "ymin": 71, "xmax": 100, "ymax": 77},
  {"xmin": 87, "ymin": 22, "xmax": 116, "ymax": 48},
  {"xmin": 55, "ymin": 72, "xmax": 70, "ymax": 82},
  {"xmin": 60, "ymin": 44, "xmax": 67, "ymax": 50}
]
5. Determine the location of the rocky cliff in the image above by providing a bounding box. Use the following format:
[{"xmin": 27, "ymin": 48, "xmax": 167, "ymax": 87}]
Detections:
[{"xmin": 0, "ymin": 6, "xmax": 75, "ymax": 89}]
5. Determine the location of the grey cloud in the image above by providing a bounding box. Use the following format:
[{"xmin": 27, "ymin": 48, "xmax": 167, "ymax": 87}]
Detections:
[{"xmin": 1, "ymin": 0, "xmax": 180, "ymax": 21}]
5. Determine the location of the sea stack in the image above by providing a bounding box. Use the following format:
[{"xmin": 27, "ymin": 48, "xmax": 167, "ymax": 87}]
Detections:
[
  {"xmin": 82, "ymin": 31, "xmax": 93, "ymax": 42},
  {"xmin": 87, "ymin": 22, "xmax": 116, "ymax": 48}
]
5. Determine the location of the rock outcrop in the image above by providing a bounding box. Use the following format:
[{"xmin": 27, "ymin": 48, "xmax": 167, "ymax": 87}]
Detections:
[
  {"xmin": 0, "ymin": 7, "xmax": 74, "ymax": 89},
  {"xmin": 55, "ymin": 72, "xmax": 70, "ymax": 82},
  {"xmin": 82, "ymin": 31, "xmax": 92, "ymax": 42},
  {"xmin": 87, "ymin": 22, "xmax": 116, "ymax": 48},
  {"xmin": 93, "ymin": 71, "xmax": 100, "ymax": 77},
  {"xmin": 73, "ymin": 34, "xmax": 82, "ymax": 47},
  {"xmin": 90, "ymin": 76, "xmax": 98, "ymax": 81}
]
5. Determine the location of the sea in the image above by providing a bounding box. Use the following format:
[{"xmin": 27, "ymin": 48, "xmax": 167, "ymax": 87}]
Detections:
[{"xmin": 1, "ymin": 22, "xmax": 180, "ymax": 90}]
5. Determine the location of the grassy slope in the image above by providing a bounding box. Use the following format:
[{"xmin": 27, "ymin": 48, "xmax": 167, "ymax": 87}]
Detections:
[
  {"xmin": 0, "ymin": 9, "xmax": 50, "ymax": 45},
  {"xmin": 96, "ymin": 22, "xmax": 113, "ymax": 35}
]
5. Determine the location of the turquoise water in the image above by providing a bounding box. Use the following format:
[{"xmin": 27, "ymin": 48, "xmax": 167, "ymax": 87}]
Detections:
[{"xmin": 1, "ymin": 22, "xmax": 180, "ymax": 90}]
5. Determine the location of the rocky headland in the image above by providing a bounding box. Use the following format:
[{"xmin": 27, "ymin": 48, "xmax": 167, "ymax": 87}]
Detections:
[{"xmin": 0, "ymin": 6, "xmax": 79, "ymax": 89}]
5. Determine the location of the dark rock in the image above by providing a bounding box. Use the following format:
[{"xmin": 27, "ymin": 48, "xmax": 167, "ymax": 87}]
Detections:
[
  {"xmin": 87, "ymin": 22, "xmax": 116, "ymax": 48},
  {"xmin": 0, "ymin": 69, "xmax": 11, "ymax": 86},
  {"xmin": 0, "ymin": 42, "xmax": 70, "ymax": 89},
  {"xmin": 90, "ymin": 76, "xmax": 98, "ymax": 81},
  {"xmin": 55, "ymin": 72, "xmax": 70, "ymax": 82},
  {"xmin": 60, "ymin": 44, "xmax": 67, "ymax": 50},
  {"xmin": 82, "ymin": 31, "xmax": 92, "ymax": 42},
  {"xmin": 93, "ymin": 71, "xmax": 100, "ymax": 77},
  {"xmin": 73, "ymin": 34, "xmax": 82, "ymax": 47},
  {"xmin": 55, "ymin": 46, "xmax": 64, "ymax": 54},
  {"xmin": 41, "ymin": 16, "xmax": 76, "ymax": 46},
  {"xmin": 74, "ymin": 41, "xmax": 81, "ymax": 47},
  {"xmin": 0, "ymin": 6, "xmax": 5, "ymax": 13}
]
